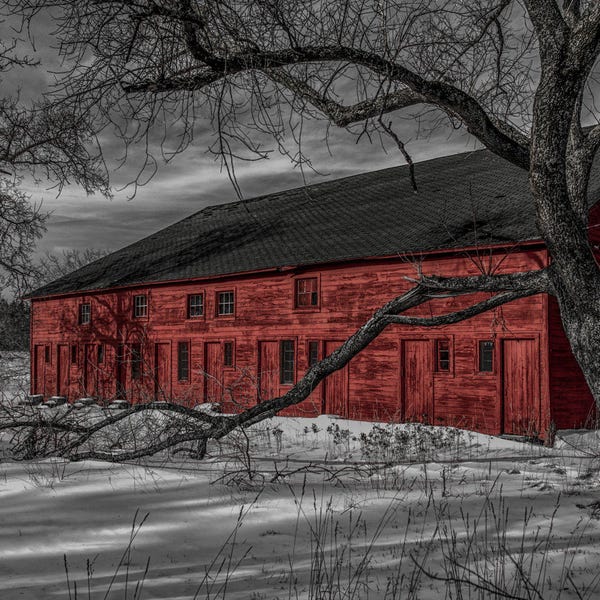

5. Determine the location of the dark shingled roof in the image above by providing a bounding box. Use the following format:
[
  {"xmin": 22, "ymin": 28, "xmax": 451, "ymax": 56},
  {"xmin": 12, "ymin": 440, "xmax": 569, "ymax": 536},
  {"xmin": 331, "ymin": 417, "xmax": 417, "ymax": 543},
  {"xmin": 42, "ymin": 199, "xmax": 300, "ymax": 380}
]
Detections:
[{"xmin": 28, "ymin": 149, "xmax": 600, "ymax": 298}]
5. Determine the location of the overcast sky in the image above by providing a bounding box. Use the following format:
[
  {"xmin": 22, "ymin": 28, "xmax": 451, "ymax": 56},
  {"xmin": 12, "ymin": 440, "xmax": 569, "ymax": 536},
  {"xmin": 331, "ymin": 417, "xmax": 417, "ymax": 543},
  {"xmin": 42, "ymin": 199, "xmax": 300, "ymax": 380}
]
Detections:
[{"xmin": 7, "ymin": 13, "xmax": 479, "ymax": 259}]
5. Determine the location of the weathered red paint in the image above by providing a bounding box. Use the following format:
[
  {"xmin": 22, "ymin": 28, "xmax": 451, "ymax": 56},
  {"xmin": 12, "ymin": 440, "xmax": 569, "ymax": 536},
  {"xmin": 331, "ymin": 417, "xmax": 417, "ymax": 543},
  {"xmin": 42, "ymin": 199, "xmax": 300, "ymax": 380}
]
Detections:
[{"xmin": 28, "ymin": 241, "xmax": 598, "ymax": 437}]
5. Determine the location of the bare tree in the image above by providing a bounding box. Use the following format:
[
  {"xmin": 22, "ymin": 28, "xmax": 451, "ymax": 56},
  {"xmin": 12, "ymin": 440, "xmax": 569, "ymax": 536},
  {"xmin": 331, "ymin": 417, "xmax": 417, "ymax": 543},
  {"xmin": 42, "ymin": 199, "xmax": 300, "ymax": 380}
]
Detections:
[
  {"xmin": 5, "ymin": 1, "xmax": 600, "ymax": 458},
  {"xmin": 0, "ymin": 24, "xmax": 110, "ymax": 292},
  {"xmin": 36, "ymin": 247, "xmax": 111, "ymax": 287}
]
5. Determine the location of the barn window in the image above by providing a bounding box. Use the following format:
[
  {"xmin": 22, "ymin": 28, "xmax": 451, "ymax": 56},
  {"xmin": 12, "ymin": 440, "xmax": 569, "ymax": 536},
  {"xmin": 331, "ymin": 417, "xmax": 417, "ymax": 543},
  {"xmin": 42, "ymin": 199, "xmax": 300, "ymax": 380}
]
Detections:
[
  {"xmin": 177, "ymin": 342, "xmax": 189, "ymax": 381},
  {"xmin": 308, "ymin": 341, "xmax": 320, "ymax": 368},
  {"xmin": 133, "ymin": 294, "xmax": 148, "ymax": 318},
  {"xmin": 79, "ymin": 303, "xmax": 91, "ymax": 325},
  {"xmin": 223, "ymin": 342, "xmax": 234, "ymax": 367},
  {"xmin": 131, "ymin": 344, "xmax": 142, "ymax": 380},
  {"xmin": 479, "ymin": 341, "xmax": 495, "ymax": 372},
  {"xmin": 44, "ymin": 346, "xmax": 51, "ymax": 363},
  {"xmin": 217, "ymin": 291, "xmax": 235, "ymax": 315},
  {"xmin": 280, "ymin": 340, "xmax": 295, "ymax": 384},
  {"xmin": 188, "ymin": 294, "xmax": 204, "ymax": 318},
  {"xmin": 71, "ymin": 345, "xmax": 78, "ymax": 364},
  {"xmin": 98, "ymin": 344, "xmax": 104, "ymax": 364},
  {"xmin": 436, "ymin": 340, "xmax": 451, "ymax": 372},
  {"xmin": 295, "ymin": 278, "xmax": 319, "ymax": 308}
]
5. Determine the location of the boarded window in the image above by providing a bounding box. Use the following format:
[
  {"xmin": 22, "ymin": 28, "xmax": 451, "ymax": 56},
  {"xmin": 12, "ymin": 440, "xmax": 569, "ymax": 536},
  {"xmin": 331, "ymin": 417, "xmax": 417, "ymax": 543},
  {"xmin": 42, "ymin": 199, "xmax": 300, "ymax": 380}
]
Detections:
[
  {"xmin": 295, "ymin": 278, "xmax": 318, "ymax": 307},
  {"xmin": 79, "ymin": 303, "xmax": 91, "ymax": 325},
  {"xmin": 177, "ymin": 342, "xmax": 189, "ymax": 381},
  {"xmin": 223, "ymin": 342, "xmax": 234, "ymax": 367},
  {"xmin": 308, "ymin": 341, "xmax": 320, "ymax": 368},
  {"xmin": 280, "ymin": 340, "xmax": 295, "ymax": 384},
  {"xmin": 133, "ymin": 294, "xmax": 148, "ymax": 318},
  {"xmin": 131, "ymin": 344, "xmax": 142, "ymax": 380},
  {"xmin": 188, "ymin": 294, "xmax": 204, "ymax": 318},
  {"xmin": 436, "ymin": 340, "xmax": 450, "ymax": 372},
  {"xmin": 217, "ymin": 291, "xmax": 235, "ymax": 315},
  {"xmin": 479, "ymin": 341, "xmax": 494, "ymax": 372}
]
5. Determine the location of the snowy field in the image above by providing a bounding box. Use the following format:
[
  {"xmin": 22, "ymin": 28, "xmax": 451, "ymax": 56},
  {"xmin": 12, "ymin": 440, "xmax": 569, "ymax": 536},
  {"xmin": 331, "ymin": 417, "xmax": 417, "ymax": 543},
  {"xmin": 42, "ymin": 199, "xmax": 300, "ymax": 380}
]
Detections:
[{"xmin": 2, "ymin": 354, "xmax": 600, "ymax": 599}]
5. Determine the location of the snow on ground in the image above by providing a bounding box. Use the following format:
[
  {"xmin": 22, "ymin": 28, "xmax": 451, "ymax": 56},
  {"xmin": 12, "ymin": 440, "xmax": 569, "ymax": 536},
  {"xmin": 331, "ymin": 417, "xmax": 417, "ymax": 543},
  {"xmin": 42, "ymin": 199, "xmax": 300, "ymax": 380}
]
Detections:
[{"xmin": 2, "ymin": 355, "xmax": 600, "ymax": 599}]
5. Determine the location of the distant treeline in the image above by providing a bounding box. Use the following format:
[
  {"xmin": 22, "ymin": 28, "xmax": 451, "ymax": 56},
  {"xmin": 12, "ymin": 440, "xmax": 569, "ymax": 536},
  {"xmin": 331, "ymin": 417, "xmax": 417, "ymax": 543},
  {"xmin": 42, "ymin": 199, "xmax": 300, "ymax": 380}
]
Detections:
[{"xmin": 0, "ymin": 298, "xmax": 29, "ymax": 351}]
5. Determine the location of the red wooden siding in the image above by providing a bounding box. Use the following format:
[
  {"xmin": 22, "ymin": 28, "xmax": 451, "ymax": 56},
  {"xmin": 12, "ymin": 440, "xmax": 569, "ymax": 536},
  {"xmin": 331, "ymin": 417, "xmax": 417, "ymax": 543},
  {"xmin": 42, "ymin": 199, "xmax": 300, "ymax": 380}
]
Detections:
[{"xmin": 29, "ymin": 245, "xmax": 574, "ymax": 437}]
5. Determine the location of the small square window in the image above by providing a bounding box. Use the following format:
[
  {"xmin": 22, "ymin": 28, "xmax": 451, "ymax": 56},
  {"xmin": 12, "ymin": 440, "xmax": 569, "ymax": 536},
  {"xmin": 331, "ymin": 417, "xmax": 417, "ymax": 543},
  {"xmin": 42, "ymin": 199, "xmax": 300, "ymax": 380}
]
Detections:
[
  {"xmin": 178, "ymin": 342, "xmax": 189, "ymax": 381},
  {"xmin": 280, "ymin": 340, "xmax": 295, "ymax": 384},
  {"xmin": 133, "ymin": 294, "xmax": 148, "ymax": 318},
  {"xmin": 224, "ymin": 342, "xmax": 234, "ymax": 367},
  {"xmin": 436, "ymin": 340, "xmax": 450, "ymax": 372},
  {"xmin": 308, "ymin": 341, "xmax": 320, "ymax": 368},
  {"xmin": 71, "ymin": 345, "xmax": 78, "ymax": 365},
  {"xmin": 217, "ymin": 291, "xmax": 235, "ymax": 316},
  {"xmin": 131, "ymin": 343, "xmax": 142, "ymax": 380},
  {"xmin": 79, "ymin": 303, "xmax": 91, "ymax": 325},
  {"xmin": 188, "ymin": 294, "xmax": 204, "ymax": 318},
  {"xmin": 295, "ymin": 278, "xmax": 318, "ymax": 308},
  {"xmin": 479, "ymin": 341, "xmax": 494, "ymax": 372}
]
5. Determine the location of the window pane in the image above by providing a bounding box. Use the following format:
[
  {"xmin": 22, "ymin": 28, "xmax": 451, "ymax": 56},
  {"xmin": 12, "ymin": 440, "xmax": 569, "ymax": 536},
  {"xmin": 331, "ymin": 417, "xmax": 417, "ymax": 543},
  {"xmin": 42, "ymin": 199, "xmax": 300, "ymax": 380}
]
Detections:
[
  {"xmin": 436, "ymin": 340, "xmax": 450, "ymax": 372},
  {"xmin": 79, "ymin": 303, "xmax": 91, "ymax": 325},
  {"xmin": 224, "ymin": 342, "xmax": 234, "ymax": 367},
  {"xmin": 218, "ymin": 291, "xmax": 235, "ymax": 315},
  {"xmin": 178, "ymin": 342, "xmax": 189, "ymax": 381},
  {"xmin": 479, "ymin": 341, "xmax": 494, "ymax": 372},
  {"xmin": 295, "ymin": 278, "xmax": 318, "ymax": 307},
  {"xmin": 134, "ymin": 295, "xmax": 147, "ymax": 318},
  {"xmin": 280, "ymin": 340, "xmax": 295, "ymax": 384},
  {"xmin": 188, "ymin": 294, "xmax": 204, "ymax": 317},
  {"xmin": 71, "ymin": 345, "xmax": 78, "ymax": 364},
  {"xmin": 45, "ymin": 346, "xmax": 50, "ymax": 363},
  {"xmin": 98, "ymin": 344, "xmax": 104, "ymax": 364},
  {"xmin": 308, "ymin": 341, "xmax": 319, "ymax": 367}
]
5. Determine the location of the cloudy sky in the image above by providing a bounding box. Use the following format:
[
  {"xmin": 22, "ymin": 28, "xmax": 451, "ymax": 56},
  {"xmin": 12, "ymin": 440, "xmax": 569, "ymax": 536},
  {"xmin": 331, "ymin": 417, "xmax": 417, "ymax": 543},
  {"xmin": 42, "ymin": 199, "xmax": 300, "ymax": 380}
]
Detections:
[{"xmin": 6, "ymin": 12, "xmax": 478, "ymax": 259}]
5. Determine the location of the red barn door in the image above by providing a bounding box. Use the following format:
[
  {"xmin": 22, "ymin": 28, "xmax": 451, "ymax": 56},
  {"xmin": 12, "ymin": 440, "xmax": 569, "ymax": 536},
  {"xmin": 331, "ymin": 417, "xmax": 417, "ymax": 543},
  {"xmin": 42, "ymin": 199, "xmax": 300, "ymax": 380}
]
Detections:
[
  {"xmin": 57, "ymin": 344, "xmax": 70, "ymax": 397},
  {"xmin": 84, "ymin": 344, "xmax": 97, "ymax": 396},
  {"xmin": 258, "ymin": 341, "xmax": 279, "ymax": 402},
  {"xmin": 204, "ymin": 342, "xmax": 223, "ymax": 403},
  {"xmin": 502, "ymin": 338, "xmax": 539, "ymax": 435},
  {"xmin": 323, "ymin": 341, "xmax": 349, "ymax": 417},
  {"xmin": 33, "ymin": 345, "xmax": 46, "ymax": 395},
  {"xmin": 402, "ymin": 339, "xmax": 434, "ymax": 423},
  {"xmin": 154, "ymin": 342, "xmax": 171, "ymax": 400}
]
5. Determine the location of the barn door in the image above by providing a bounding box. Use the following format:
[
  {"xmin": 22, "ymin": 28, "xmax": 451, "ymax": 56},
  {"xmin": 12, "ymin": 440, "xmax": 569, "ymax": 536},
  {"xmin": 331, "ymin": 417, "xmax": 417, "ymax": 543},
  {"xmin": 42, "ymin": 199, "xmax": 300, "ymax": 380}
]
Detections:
[
  {"xmin": 258, "ymin": 341, "xmax": 279, "ymax": 402},
  {"xmin": 154, "ymin": 343, "xmax": 171, "ymax": 401},
  {"xmin": 323, "ymin": 341, "xmax": 349, "ymax": 417},
  {"xmin": 204, "ymin": 342, "xmax": 223, "ymax": 403},
  {"xmin": 57, "ymin": 344, "xmax": 70, "ymax": 397},
  {"xmin": 116, "ymin": 344, "xmax": 127, "ymax": 399},
  {"xmin": 502, "ymin": 338, "xmax": 539, "ymax": 435},
  {"xmin": 33, "ymin": 345, "xmax": 46, "ymax": 395},
  {"xmin": 84, "ymin": 344, "xmax": 97, "ymax": 396},
  {"xmin": 402, "ymin": 340, "xmax": 434, "ymax": 423}
]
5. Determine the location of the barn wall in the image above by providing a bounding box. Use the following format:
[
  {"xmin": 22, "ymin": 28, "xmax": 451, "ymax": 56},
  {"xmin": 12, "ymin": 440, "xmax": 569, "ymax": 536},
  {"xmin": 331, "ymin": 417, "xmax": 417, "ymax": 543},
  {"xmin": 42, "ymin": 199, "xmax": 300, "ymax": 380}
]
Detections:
[{"xmin": 30, "ymin": 246, "xmax": 552, "ymax": 435}]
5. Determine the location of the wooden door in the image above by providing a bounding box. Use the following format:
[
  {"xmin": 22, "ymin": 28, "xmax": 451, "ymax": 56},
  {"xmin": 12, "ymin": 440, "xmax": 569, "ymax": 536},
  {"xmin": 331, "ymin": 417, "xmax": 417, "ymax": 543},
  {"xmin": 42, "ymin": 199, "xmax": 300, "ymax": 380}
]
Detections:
[
  {"xmin": 323, "ymin": 341, "xmax": 349, "ymax": 417},
  {"xmin": 154, "ymin": 343, "xmax": 172, "ymax": 400},
  {"xmin": 502, "ymin": 338, "xmax": 539, "ymax": 435},
  {"xmin": 402, "ymin": 340, "xmax": 434, "ymax": 423},
  {"xmin": 84, "ymin": 344, "xmax": 97, "ymax": 396},
  {"xmin": 57, "ymin": 344, "xmax": 70, "ymax": 397},
  {"xmin": 33, "ymin": 345, "xmax": 46, "ymax": 395},
  {"xmin": 258, "ymin": 341, "xmax": 279, "ymax": 402},
  {"xmin": 204, "ymin": 342, "xmax": 223, "ymax": 403},
  {"xmin": 116, "ymin": 344, "xmax": 127, "ymax": 399}
]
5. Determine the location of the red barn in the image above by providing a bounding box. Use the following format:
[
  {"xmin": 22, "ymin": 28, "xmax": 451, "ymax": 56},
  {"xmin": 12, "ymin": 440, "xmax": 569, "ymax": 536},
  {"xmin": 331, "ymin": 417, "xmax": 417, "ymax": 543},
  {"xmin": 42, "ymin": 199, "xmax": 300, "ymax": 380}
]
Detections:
[{"xmin": 26, "ymin": 150, "xmax": 600, "ymax": 437}]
